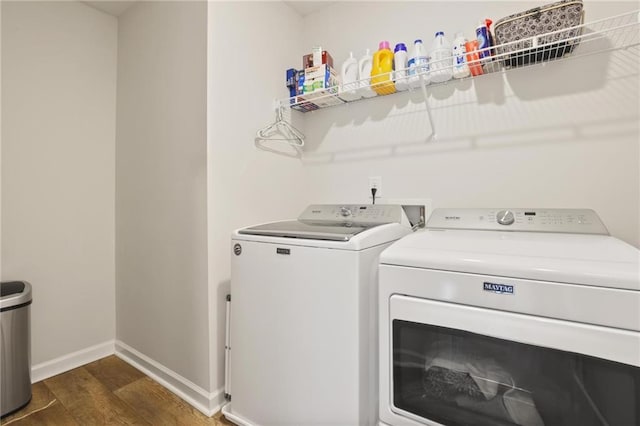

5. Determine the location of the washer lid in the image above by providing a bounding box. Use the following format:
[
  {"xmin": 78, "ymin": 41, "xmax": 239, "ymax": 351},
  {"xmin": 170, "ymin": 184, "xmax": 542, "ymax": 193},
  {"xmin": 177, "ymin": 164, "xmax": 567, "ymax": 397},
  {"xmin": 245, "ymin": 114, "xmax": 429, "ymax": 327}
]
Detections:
[
  {"xmin": 238, "ymin": 220, "xmax": 379, "ymax": 242},
  {"xmin": 380, "ymin": 229, "xmax": 640, "ymax": 290},
  {"xmin": 238, "ymin": 204, "xmax": 410, "ymax": 242}
]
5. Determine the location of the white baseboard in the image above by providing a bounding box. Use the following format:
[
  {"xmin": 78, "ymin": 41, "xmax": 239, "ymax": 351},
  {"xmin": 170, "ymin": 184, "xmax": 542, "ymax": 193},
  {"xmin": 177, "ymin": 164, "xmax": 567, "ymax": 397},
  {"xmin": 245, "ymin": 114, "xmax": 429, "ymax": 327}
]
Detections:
[
  {"xmin": 115, "ymin": 340, "xmax": 225, "ymax": 417},
  {"xmin": 222, "ymin": 403, "xmax": 253, "ymax": 426},
  {"xmin": 31, "ymin": 340, "xmax": 115, "ymax": 383}
]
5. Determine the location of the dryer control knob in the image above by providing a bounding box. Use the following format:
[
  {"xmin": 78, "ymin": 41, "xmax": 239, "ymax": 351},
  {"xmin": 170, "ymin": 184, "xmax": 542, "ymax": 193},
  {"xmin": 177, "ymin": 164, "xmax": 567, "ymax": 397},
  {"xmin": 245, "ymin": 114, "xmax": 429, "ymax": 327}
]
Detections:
[
  {"xmin": 497, "ymin": 210, "xmax": 515, "ymax": 225},
  {"xmin": 340, "ymin": 207, "xmax": 352, "ymax": 217}
]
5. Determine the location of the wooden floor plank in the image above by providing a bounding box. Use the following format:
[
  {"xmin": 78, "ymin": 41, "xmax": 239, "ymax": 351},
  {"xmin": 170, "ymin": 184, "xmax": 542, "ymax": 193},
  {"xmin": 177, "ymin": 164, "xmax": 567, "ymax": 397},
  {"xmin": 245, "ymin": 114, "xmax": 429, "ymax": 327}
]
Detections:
[
  {"xmin": 114, "ymin": 377, "xmax": 217, "ymax": 425},
  {"xmin": 1, "ymin": 382, "xmax": 57, "ymax": 424},
  {"xmin": 84, "ymin": 355, "xmax": 146, "ymax": 392},
  {"xmin": 4, "ymin": 399, "xmax": 80, "ymax": 426},
  {"xmin": 3, "ymin": 358, "xmax": 234, "ymax": 425},
  {"xmin": 44, "ymin": 367, "xmax": 149, "ymax": 425}
]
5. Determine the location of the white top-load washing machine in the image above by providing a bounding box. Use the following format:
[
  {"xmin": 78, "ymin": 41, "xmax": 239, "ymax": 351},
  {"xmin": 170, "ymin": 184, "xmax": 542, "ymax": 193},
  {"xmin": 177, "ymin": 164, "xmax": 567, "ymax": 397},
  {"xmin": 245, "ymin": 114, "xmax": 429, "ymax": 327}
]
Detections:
[
  {"xmin": 379, "ymin": 208, "xmax": 640, "ymax": 426},
  {"xmin": 223, "ymin": 204, "xmax": 413, "ymax": 426}
]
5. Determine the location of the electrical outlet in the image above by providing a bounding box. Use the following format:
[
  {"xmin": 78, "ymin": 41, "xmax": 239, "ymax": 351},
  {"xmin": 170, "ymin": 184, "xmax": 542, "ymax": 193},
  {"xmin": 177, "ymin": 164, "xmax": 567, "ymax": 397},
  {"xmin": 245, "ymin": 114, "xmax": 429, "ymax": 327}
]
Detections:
[{"xmin": 369, "ymin": 176, "xmax": 382, "ymax": 198}]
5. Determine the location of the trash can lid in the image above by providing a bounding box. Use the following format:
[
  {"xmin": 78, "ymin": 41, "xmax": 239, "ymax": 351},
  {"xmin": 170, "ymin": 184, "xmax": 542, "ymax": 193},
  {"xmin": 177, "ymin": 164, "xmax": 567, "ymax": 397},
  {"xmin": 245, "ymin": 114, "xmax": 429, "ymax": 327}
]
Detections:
[
  {"xmin": 1, "ymin": 281, "xmax": 25, "ymax": 296},
  {"xmin": 0, "ymin": 281, "xmax": 32, "ymax": 311}
]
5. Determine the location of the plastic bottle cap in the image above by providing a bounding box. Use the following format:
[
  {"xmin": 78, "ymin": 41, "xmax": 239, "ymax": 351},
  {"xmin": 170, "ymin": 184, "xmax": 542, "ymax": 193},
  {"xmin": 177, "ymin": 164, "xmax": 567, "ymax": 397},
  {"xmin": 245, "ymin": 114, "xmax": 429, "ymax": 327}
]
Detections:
[
  {"xmin": 485, "ymin": 18, "xmax": 493, "ymax": 29},
  {"xmin": 379, "ymin": 41, "xmax": 390, "ymax": 50},
  {"xmin": 435, "ymin": 31, "xmax": 444, "ymax": 37},
  {"xmin": 394, "ymin": 43, "xmax": 407, "ymax": 52},
  {"xmin": 414, "ymin": 39, "xmax": 423, "ymax": 44}
]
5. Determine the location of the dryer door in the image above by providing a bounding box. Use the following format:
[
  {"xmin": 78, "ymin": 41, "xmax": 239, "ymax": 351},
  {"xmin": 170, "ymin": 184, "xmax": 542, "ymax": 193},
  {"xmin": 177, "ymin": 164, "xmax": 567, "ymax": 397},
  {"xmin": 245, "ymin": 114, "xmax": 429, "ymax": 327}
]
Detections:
[{"xmin": 385, "ymin": 295, "xmax": 640, "ymax": 426}]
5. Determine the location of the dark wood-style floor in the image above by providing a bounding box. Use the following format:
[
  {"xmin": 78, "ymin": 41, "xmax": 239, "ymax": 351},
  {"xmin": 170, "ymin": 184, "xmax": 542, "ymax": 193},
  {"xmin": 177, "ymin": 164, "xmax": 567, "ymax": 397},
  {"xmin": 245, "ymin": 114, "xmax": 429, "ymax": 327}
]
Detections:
[{"xmin": 1, "ymin": 355, "xmax": 233, "ymax": 425}]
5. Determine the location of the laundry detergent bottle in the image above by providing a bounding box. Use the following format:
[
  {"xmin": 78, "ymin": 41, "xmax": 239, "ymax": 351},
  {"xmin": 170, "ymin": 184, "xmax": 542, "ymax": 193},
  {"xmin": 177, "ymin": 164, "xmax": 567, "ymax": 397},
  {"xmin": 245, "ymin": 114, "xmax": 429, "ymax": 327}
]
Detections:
[
  {"xmin": 394, "ymin": 43, "xmax": 409, "ymax": 91},
  {"xmin": 371, "ymin": 41, "xmax": 396, "ymax": 95},
  {"xmin": 340, "ymin": 52, "xmax": 361, "ymax": 101},
  {"xmin": 408, "ymin": 39, "xmax": 429, "ymax": 89},
  {"xmin": 430, "ymin": 31, "xmax": 453, "ymax": 83},
  {"xmin": 358, "ymin": 49, "xmax": 377, "ymax": 98}
]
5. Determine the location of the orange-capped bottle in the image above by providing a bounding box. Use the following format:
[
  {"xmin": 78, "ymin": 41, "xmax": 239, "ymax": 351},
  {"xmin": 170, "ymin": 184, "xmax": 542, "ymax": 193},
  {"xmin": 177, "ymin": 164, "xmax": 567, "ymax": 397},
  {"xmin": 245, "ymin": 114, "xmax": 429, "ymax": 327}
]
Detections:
[{"xmin": 371, "ymin": 41, "xmax": 396, "ymax": 95}]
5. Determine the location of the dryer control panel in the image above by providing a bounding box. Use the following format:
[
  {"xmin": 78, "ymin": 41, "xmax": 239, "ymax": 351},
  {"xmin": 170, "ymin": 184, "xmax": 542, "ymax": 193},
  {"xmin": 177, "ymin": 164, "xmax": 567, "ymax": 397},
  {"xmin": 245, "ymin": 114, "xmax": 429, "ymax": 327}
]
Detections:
[
  {"xmin": 427, "ymin": 208, "xmax": 609, "ymax": 235},
  {"xmin": 299, "ymin": 204, "xmax": 405, "ymax": 224}
]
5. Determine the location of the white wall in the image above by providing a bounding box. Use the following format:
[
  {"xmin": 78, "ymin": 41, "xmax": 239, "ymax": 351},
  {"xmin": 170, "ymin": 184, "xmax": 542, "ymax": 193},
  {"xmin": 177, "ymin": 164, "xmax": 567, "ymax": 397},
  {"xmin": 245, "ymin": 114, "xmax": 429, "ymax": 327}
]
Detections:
[
  {"xmin": 2, "ymin": 0, "xmax": 635, "ymax": 411},
  {"xmin": 115, "ymin": 0, "xmax": 209, "ymax": 391},
  {"xmin": 299, "ymin": 1, "xmax": 640, "ymax": 247},
  {"xmin": 1, "ymin": 1, "xmax": 117, "ymax": 364},
  {"xmin": 207, "ymin": 1, "xmax": 305, "ymax": 394},
  {"xmin": 206, "ymin": 0, "xmax": 639, "ymax": 397}
]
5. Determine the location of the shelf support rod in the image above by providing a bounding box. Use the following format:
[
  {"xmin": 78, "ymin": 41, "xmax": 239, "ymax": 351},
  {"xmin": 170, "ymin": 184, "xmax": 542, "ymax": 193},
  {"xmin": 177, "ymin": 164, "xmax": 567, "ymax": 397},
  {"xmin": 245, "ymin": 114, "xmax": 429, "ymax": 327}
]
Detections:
[{"xmin": 418, "ymin": 74, "xmax": 436, "ymax": 141}]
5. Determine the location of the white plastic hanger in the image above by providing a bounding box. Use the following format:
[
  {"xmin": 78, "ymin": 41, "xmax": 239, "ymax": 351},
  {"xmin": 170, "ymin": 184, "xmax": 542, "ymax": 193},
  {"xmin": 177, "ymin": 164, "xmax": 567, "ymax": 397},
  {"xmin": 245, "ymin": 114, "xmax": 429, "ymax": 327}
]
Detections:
[{"xmin": 255, "ymin": 101, "xmax": 305, "ymax": 148}]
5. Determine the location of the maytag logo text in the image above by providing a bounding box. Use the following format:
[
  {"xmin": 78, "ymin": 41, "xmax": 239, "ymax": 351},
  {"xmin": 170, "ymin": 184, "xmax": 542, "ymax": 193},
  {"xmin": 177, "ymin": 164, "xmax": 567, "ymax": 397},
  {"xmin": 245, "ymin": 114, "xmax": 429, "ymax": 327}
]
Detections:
[{"xmin": 483, "ymin": 282, "xmax": 514, "ymax": 295}]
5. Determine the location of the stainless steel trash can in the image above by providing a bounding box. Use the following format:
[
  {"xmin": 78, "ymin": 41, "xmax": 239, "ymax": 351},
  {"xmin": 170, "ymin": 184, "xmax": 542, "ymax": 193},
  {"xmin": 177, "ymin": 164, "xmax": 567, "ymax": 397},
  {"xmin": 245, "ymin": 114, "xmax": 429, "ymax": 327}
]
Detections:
[{"xmin": 1, "ymin": 281, "xmax": 32, "ymax": 417}]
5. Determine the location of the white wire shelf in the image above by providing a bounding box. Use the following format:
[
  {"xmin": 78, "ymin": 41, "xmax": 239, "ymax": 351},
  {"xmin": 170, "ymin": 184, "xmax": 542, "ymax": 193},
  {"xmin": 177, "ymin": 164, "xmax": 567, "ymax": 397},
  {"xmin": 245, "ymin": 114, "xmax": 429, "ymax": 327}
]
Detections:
[{"xmin": 285, "ymin": 9, "xmax": 640, "ymax": 113}]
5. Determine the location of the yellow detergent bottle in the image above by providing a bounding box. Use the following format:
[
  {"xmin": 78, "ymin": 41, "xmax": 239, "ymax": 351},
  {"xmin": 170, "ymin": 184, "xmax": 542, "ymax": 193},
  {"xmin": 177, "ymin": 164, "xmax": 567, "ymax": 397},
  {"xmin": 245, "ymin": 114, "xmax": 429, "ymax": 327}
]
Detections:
[{"xmin": 371, "ymin": 41, "xmax": 396, "ymax": 95}]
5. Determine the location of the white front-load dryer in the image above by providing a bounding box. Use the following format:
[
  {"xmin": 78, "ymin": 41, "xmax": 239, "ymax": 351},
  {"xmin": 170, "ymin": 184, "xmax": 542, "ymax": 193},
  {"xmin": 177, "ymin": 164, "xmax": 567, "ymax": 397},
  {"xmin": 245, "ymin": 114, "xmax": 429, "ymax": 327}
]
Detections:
[
  {"xmin": 223, "ymin": 204, "xmax": 412, "ymax": 426},
  {"xmin": 379, "ymin": 208, "xmax": 640, "ymax": 426}
]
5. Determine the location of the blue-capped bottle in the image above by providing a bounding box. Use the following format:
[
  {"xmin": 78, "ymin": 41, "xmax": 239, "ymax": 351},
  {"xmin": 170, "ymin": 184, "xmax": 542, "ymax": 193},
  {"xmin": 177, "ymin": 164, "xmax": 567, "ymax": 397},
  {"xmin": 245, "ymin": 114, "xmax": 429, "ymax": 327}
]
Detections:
[
  {"xmin": 408, "ymin": 39, "xmax": 430, "ymax": 89},
  {"xmin": 430, "ymin": 31, "xmax": 452, "ymax": 83},
  {"xmin": 394, "ymin": 43, "xmax": 409, "ymax": 91}
]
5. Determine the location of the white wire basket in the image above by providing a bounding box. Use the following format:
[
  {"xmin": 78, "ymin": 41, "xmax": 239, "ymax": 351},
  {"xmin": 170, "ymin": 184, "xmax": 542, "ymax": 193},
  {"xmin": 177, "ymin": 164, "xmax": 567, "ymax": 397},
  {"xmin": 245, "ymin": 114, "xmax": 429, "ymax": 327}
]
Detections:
[{"xmin": 286, "ymin": 9, "xmax": 640, "ymax": 113}]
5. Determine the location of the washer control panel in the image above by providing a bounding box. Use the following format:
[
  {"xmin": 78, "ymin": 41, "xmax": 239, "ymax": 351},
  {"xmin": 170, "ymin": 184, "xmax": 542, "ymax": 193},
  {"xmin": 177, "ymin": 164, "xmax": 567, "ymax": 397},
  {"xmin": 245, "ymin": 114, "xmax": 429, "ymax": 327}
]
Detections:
[
  {"xmin": 427, "ymin": 208, "xmax": 609, "ymax": 234},
  {"xmin": 299, "ymin": 204, "xmax": 404, "ymax": 224}
]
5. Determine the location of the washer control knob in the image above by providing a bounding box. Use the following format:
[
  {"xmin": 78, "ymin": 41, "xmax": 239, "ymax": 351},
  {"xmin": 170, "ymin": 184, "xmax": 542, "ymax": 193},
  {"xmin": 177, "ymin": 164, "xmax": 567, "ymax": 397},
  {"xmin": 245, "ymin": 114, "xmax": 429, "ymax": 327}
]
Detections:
[
  {"xmin": 340, "ymin": 207, "xmax": 352, "ymax": 217},
  {"xmin": 497, "ymin": 210, "xmax": 515, "ymax": 225}
]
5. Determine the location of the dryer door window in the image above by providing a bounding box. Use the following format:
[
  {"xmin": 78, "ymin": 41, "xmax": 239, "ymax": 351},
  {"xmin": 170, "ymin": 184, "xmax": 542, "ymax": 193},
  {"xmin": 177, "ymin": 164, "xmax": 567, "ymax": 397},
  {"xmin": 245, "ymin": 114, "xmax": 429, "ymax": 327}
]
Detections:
[{"xmin": 389, "ymin": 296, "xmax": 640, "ymax": 426}]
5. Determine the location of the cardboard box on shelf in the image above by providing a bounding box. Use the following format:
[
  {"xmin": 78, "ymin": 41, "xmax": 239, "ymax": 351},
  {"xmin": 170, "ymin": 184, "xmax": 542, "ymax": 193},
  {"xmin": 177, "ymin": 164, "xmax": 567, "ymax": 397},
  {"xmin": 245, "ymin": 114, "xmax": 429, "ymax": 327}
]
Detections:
[
  {"xmin": 302, "ymin": 50, "xmax": 334, "ymax": 69},
  {"xmin": 303, "ymin": 64, "xmax": 339, "ymax": 94},
  {"xmin": 297, "ymin": 71, "xmax": 306, "ymax": 96},
  {"xmin": 286, "ymin": 68, "xmax": 302, "ymax": 98},
  {"xmin": 290, "ymin": 81, "xmax": 343, "ymax": 111},
  {"xmin": 302, "ymin": 87, "xmax": 344, "ymax": 108},
  {"xmin": 285, "ymin": 61, "xmax": 342, "ymax": 112}
]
